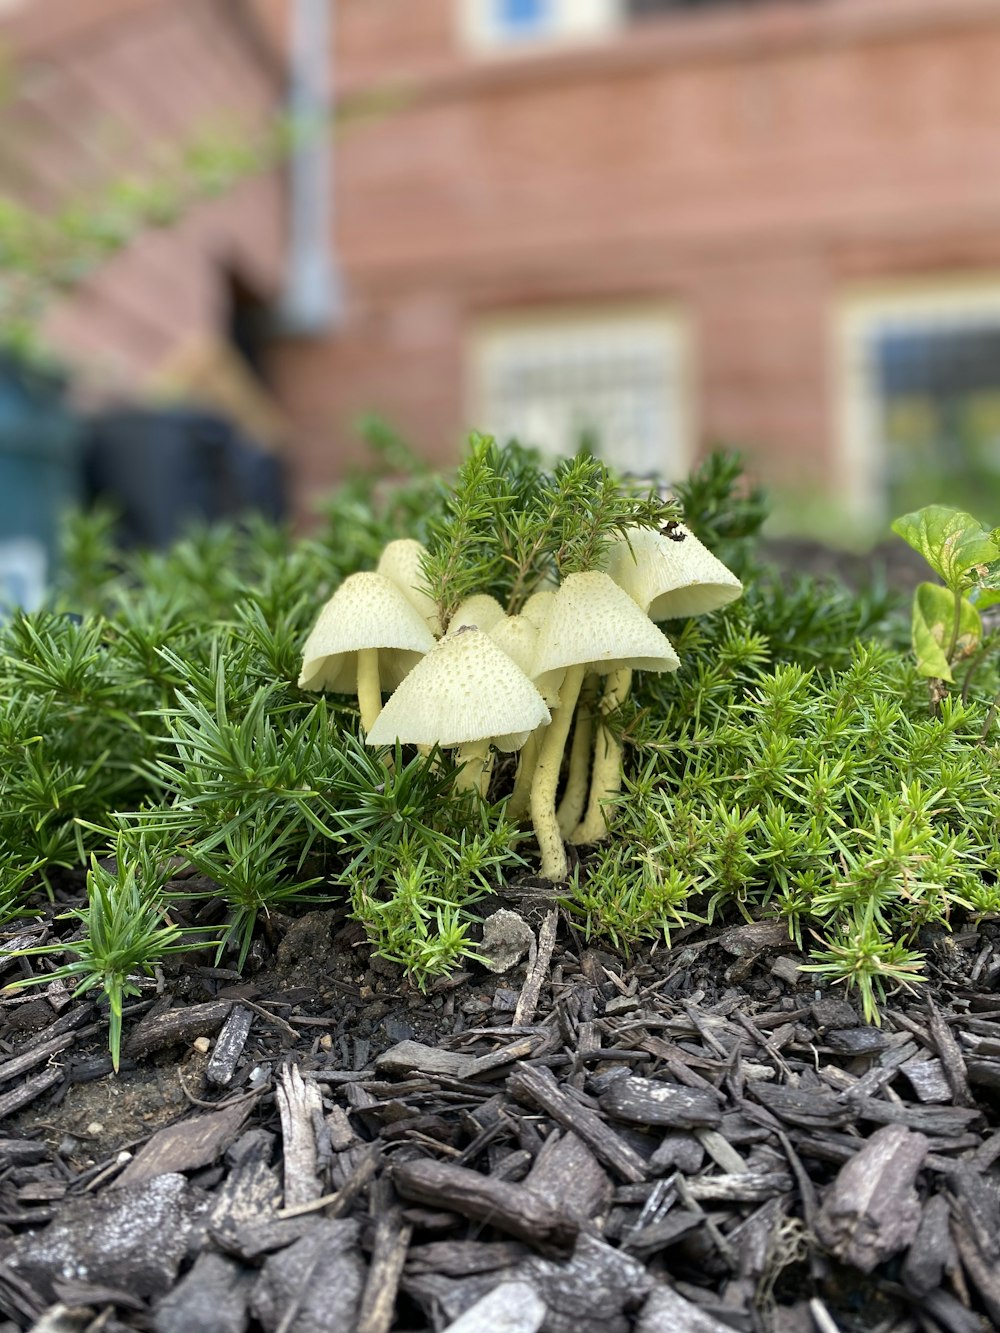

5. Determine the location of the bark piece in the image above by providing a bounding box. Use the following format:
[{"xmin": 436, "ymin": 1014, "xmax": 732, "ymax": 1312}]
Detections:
[
  {"xmin": 356, "ymin": 1208, "xmax": 412, "ymax": 1333},
  {"xmin": 684, "ymin": 1170, "xmax": 792, "ymax": 1204},
  {"xmin": 9, "ymin": 1173, "xmax": 197, "ymax": 1302},
  {"xmin": 926, "ymin": 998, "xmax": 973, "ymax": 1108},
  {"xmin": 393, "ymin": 1158, "xmax": 578, "ymax": 1256},
  {"xmin": 206, "ymin": 1005, "xmax": 254, "ymax": 1087},
  {"xmin": 648, "ymin": 1133, "xmax": 705, "ymax": 1175},
  {"xmin": 441, "ymin": 1280, "xmax": 546, "ymax": 1333},
  {"xmin": 153, "ymin": 1251, "xmax": 253, "ymax": 1333},
  {"xmin": 521, "ymin": 1130, "xmax": 613, "ymax": 1225},
  {"xmin": 901, "ymin": 1193, "xmax": 954, "ymax": 1298},
  {"xmin": 636, "ymin": 1284, "xmax": 741, "ymax": 1333},
  {"xmin": 405, "ymin": 1240, "xmax": 527, "ymax": 1276},
  {"xmin": 375, "ymin": 1041, "xmax": 491, "ymax": 1081},
  {"xmin": 0, "ymin": 1066, "xmax": 63, "ymax": 1120},
  {"xmin": 814, "ymin": 1124, "xmax": 928, "ymax": 1272},
  {"xmin": 275, "ymin": 1065, "xmax": 323, "ymax": 1208},
  {"xmin": 513, "ymin": 909, "xmax": 558, "ymax": 1026},
  {"xmin": 513, "ymin": 1233, "xmax": 653, "ymax": 1333},
  {"xmin": 250, "ymin": 1218, "xmax": 365, "ymax": 1333},
  {"xmin": 752, "ymin": 1084, "xmax": 854, "ymax": 1131},
  {"xmin": 117, "ymin": 1098, "xmax": 252, "ymax": 1188},
  {"xmin": 599, "ymin": 1077, "xmax": 723, "ymax": 1131},
  {"xmin": 124, "ymin": 1000, "xmax": 232, "ymax": 1057},
  {"xmin": 508, "ymin": 1065, "xmax": 648, "ymax": 1184},
  {"xmin": 899, "ymin": 1056, "xmax": 953, "ymax": 1104}
]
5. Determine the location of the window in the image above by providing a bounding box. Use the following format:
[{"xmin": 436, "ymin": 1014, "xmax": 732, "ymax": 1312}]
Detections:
[
  {"xmin": 470, "ymin": 311, "xmax": 691, "ymax": 482},
  {"xmin": 628, "ymin": 0, "xmax": 821, "ymax": 16},
  {"xmin": 459, "ymin": 0, "xmax": 620, "ymax": 51},
  {"xmin": 838, "ymin": 284, "xmax": 1000, "ymax": 524},
  {"xmin": 498, "ymin": 0, "xmax": 549, "ymax": 35}
]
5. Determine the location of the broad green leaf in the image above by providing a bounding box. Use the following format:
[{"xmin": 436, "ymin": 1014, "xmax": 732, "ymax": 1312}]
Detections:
[
  {"xmin": 911, "ymin": 582, "xmax": 982, "ymax": 681},
  {"xmin": 892, "ymin": 506, "xmax": 1000, "ymax": 593}
]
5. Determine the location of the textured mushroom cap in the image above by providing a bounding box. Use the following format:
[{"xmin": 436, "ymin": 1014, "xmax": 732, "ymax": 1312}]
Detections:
[
  {"xmin": 376, "ymin": 539, "xmax": 442, "ymax": 636},
  {"xmin": 298, "ymin": 571, "xmax": 436, "ymax": 693},
  {"xmin": 488, "ymin": 615, "xmax": 562, "ymax": 709},
  {"xmin": 446, "ymin": 593, "xmax": 505, "ymax": 635},
  {"xmin": 531, "ymin": 571, "xmax": 680, "ymax": 678},
  {"xmin": 366, "ymin": 627, "xmax": 550, "ymax": 750},
  {"xmin": 520, "ymin": 590, "xmax": 555, "ymax": 630},
  {"xmin": 487, "ymin": 615, "xmax": 537, "ymax": 677},
  {"xmin": 607, "ymin": 526, "xmax": 743, "ymax": 620}
]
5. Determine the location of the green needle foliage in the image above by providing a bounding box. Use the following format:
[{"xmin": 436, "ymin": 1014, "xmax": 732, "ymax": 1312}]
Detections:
[{"xmin": 1, "ymin": 435, "xmax": 998, "ymax": 1060}]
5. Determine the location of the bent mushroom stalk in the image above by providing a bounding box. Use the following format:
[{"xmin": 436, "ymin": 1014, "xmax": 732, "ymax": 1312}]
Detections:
[
  {"xmin": 298, "ymin": 571, "xmax": 436, "ymax": 734},
  {"xmin": 528, "ymin": 571, "xmax": 680, "ymax": 881},
  {"xmin": 568, "ymin": 669, "xmax": 628, "ymax": 845},
  {"xmin": 556, "ymin": 673, "xmax": 598, "ymax": 836}
]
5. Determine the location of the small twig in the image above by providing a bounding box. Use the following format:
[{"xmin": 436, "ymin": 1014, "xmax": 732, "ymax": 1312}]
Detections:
[{"xmin": 513, "ymin": 909, "xmax": 558, "ymax": 1027}]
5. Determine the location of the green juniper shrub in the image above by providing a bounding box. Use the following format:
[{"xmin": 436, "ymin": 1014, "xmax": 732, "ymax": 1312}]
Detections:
[{"xmin": 1, "ymin": 435, "xmax": 998, "ymax": 1062}]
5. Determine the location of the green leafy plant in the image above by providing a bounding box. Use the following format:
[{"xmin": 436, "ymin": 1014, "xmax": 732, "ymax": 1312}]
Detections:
[
  {"xmin": 2, "ymin": 439, "xmax": 999, "ymax": 1064},
  {"xmin": 891, "ymin": 504, "xmax": 1000, "ymax": 687},
  {"xmin": 7, "ymin": 834, "xmax": 208, "ymax": 1069}
]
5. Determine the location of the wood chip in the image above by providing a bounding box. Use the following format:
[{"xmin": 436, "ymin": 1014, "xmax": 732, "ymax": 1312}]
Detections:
[
  {"xmin": 599, "ymin": 1077, "xmax": 723, "ymax": 1131},
  {"xmin": 814, "ymin": 1125, "xmax": 928, "ymax": 1272},
  {"xmin": 117, "ymin": 1098, "xmax": 252, "ymax": 1188},
  {"xmin": 508, "ymin": 1065, "xmax": 648, "ymax": 1184},
  {"xmin": 392, "ymin": 1158, "xmax": 578, "ymax": 1256}
]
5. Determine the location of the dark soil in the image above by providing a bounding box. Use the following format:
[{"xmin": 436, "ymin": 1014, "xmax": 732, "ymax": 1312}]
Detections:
[{"xmin": 3, "ymin": 883, "xmax": 1000, "ymax": 1333}]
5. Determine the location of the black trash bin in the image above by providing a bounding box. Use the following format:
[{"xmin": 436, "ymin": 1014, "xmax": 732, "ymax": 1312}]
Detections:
[
  {"xmin": 0, "ymin": 355, "xmax": 79, "ymax": 610},
  {"xmin": 83, "ymin": 407, "xmax": 285, "ymax": 548}
]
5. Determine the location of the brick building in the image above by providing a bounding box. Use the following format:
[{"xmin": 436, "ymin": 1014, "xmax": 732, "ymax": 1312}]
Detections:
[
  {"xmin": 5, "ymin": 0, "xmax": 1000, "ymax": 533},
  {"xmin": 0, "ymin": 0, "xmax": 288, "ymax": 390},
  {"xmin": 279, "ymin": 0, "xmax": 1000, "ymax": 532}
]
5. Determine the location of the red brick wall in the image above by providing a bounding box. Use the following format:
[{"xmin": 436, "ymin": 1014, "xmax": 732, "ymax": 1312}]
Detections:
[
  {"xmin": 277, "ymin": 0, "xmax": 1000, "ymax": 520},
  {"xmin": 1, "ymin": 0, "xmax": 287, "ymax": 391}
]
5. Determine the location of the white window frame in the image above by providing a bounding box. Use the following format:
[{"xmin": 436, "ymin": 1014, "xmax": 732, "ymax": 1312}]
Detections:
[
  {"xmin": 835, "ymin": 277, "xmax": 1000, "ymax": 526},
  {"xmin": 468, "ymin": 306, "xmax": 694, "ymax": 484},
  {"xmin": 457, "ymin": 0, "xmax": 623, "ymax": 53}
]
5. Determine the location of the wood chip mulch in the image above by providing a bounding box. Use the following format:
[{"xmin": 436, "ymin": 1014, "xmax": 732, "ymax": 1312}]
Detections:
[{"xmin": 2, "ymin": 910, "xmax": 1000, "ymax": 1333}]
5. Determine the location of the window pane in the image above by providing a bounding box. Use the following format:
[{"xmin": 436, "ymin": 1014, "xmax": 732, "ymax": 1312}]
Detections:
[
  {"xmin": 871, "ymin": 321, "xmax": 1000, "ymax": 517},
  {"xmin": 498, "ymin": 0, "xmax": 548, "ymax": 32},
  {"xmin": 477, "ymin": 317, "xmax": 684, "ymax": 480}
]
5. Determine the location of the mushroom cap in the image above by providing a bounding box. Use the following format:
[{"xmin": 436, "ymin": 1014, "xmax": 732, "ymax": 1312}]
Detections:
[
  {"xmin": 520, "ymin": 590, "xmax": 555, "ymax": 630},
  {"xmin": 446, "ymin": 593, "xmax": 505, "ymax": 635},
  {"xmin": 298, "ymin": 571, "xmax": 436, "ymax": 693},
  {"xmin": 366, "ymin": 627, "xmax": 551, "ymax": 751},
  {"xmin": 530, "ymin": 570, "xmax": 680, "ymax": 679},
  {"xmin": 607, "ymin": 525, "xmax": 743, "ymax": 620},
  {"xmin": 376, "ymin": 538, "xmax": 442, "ymax": 636},
  {"xmin": 488, "ymin": 615, "xmax": 562, "ymax": 709}
]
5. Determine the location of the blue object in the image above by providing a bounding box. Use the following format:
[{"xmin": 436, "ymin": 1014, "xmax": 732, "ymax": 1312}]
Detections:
[
  {"xmin": 497, "ymin": 0, "xmax": 549, "ymax": 34},
  {"xmin": 0, "ymin": 356, "xmax": 79, "ymax": 611}
]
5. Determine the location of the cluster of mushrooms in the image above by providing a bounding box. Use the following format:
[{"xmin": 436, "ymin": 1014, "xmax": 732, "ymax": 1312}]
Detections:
[{"xmin": 298, "ymin": 526, "xmax": 742, "ymax": 882}]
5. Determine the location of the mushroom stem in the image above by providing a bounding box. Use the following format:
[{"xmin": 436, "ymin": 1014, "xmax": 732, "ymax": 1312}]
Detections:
[
  {"xmin": 531, "ymin": 664, "xmax": 585, "ymax": 881},
  {"xmin": 507, "ymin": 726, "xmax": 543, "ymax": 821},
  {"xmin": 557, "ymin": 673, "xmax": 598, "ymax": 836},
  {"xmin": 356, "ymin": 647, "xmax": 383, "ymax": 735},
  {"xmin": 455, "ymin": 740, "xmax": 493, "ymax": 796},
  {"xmin": 571, "ymin": 667, "xmax": 632, "ymax": 845}
]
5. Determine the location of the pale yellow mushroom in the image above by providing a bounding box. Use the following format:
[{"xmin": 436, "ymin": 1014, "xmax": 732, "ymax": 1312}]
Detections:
[
  {"xmin": 376, "ymin": 538, "xmax": 442, "ymax": 636},
  {"xmin": 571, "ymin": 525, "xmax": 743, "ymax": 845},
  {"xmin": 528, "ymin": 572, "xmax": 679, "ymax": 881},
  {"xmin": 298, "ymin": 571, "xmax": 436, "ymax": 733},
  {"xmin": 366, "ymin": 627, "xmax": 550, "ymax": 796},
  {"xmin": 446, "ymin": 593, "xmax": 505, "ymax": 635}
]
